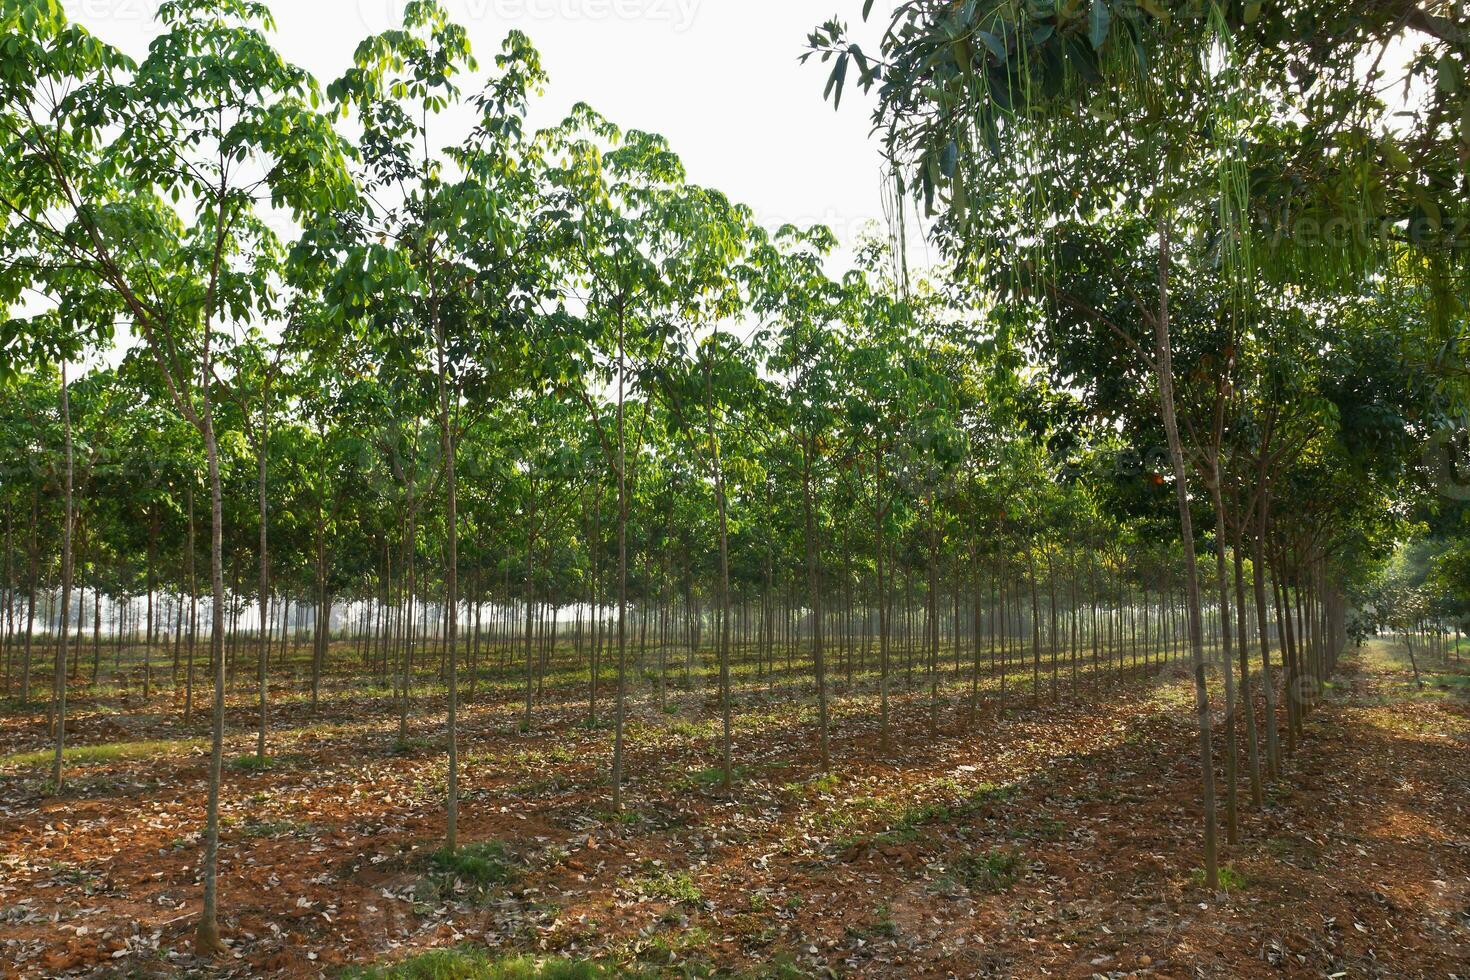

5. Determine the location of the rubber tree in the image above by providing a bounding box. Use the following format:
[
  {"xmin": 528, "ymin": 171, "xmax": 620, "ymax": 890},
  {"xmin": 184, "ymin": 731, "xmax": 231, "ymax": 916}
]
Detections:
[
  {"xmin": 542, "ymin": 109, "xmax": 684, "ymax": 810},
  {"xmin": 321, "ymin": 0, "xmax": 549, "ymax": 850},
  {"xmin": 0, "ymin": 0, "xmax": 354, "ymax": 949},
  {"xmin": 751, "ymin": 223, "xmax": 845, "ymax": 771}
]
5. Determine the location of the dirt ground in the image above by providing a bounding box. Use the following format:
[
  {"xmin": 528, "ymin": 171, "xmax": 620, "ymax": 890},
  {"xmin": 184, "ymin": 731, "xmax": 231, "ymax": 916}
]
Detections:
[{"xmin": 0, "ymin": 639, "xmax": 1466, "ymax": 978}]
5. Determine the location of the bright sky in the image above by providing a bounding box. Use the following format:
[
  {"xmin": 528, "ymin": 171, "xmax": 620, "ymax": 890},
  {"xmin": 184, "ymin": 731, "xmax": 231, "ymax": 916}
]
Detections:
[{"xmin": 68, "ymin": 0, "xmax": 914, "ymax": 261}]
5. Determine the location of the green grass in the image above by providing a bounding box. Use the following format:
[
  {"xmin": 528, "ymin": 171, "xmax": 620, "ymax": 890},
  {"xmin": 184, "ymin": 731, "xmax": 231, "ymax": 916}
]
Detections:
[
  {"xmin": 951, "ymin": 848, "xmax": 1024, "ymax": 893},
  {"xmin": 623, "ymin": 867, "xmax": 702, "ymax": 904},
  {"xmin": 1192, "ymin": 864, "xmax": 1248, "ymax": 891},
  {"xmin": 784, "ymin": 772, "xmax": 840, "ymax": 796},
  {"xmin": 677, "ymin": 765, "xmax": 748, "ymax": 789},
  {"xmin": 843, "ymin": 901, "xmax": 899, "ymax": 940},
  {"xmin": 644, "ymin": 925, "xmax": 711, "ymax": 956},
  {"xmin": 225, "ymin": 815, "xmax": 317, "ymax": 840},
  {"xmin": 0, "ymin": 738, "xmax": 203, "ymax": 770},
  {"xmin": 821, "ymin": 780, "xmax": 1017, "ymax": 850},
  {"xmin": 344, "ymin": 949, "xmax": 616, "ymax": 979},
  {"xmin": 229, "ymin": 754, "xmax": 275, "ymax": 772},
  {"xmin": 428, "ymin": 841, "xmax": 517, "ymax": 889}
]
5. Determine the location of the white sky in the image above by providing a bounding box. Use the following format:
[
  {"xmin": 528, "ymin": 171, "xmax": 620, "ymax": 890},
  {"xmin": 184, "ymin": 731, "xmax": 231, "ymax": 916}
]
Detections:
[{"xmin": 67, "ymin": 0, "xmax": 915, "ymax": 262}]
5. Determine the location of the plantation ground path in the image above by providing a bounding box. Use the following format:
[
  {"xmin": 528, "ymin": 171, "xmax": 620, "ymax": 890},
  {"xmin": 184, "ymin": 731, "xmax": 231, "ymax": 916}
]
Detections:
[{"xmin": 0, "ymin": 640, "xmax": 1465, "ymax": 978}]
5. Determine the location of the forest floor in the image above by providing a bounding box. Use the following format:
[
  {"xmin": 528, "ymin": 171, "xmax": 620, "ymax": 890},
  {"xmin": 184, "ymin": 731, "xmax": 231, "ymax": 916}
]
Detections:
[{"xmin": 0, "ymin": 639, "xmax": 1466, "ymax": 979}]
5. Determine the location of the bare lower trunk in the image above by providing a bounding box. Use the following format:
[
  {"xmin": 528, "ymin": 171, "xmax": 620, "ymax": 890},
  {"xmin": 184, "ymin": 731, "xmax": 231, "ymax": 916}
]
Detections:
[
  {"xmin": 611, "ymin": 318, "xmax": 629, "ymax": 810},
  {"xmin": 196, "ymin": 372, "xmax": 228, "ymax": 955},
  {"xmin": 437, "ymin": 331, "xmax": 460, "ymax": 852},
  {"xmin": 1154, "ymin": 215, "xmax": 1219, "ymax": 889},
  {"xmin": 1231, "ymin": 519, "xmax": 1263, "ymax": 806},
  {"xmin": 1206, "ymin": 475, "xmax": 1239, "ymax": 845},
  {"xmin": 50, "ymin": 362, "xmax": 74, "ymax": 791},
  {"xmin": 255, "ymin": 385, "xmax": 271, "ymax": 761},
  {"xmin": 802, "ymin": 439, "xmax": 830, "ymax": 770}
]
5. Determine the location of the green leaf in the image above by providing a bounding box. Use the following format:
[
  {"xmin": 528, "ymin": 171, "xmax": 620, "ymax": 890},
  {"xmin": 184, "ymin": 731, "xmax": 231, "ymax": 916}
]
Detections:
[
  {"xmin": 1137, "ymin": 0, "xmax": 1169, "ymax": 23},
  {"xmin": 978, "ymin": 31, "xmax": 1007, "ymax": 62},
  {"xmin": 940, "ymin": 139, "xmax": 958, "ymax": 178},
  {"xmin": 1088, "ymin": 0, "xmax": 1111, "ymax": 50},
  {"xmin": 1436, "ymin": 54, "xmax": 1460, "ymax": 95},
  {"xmin": 826, "ymin": 52, "xmax": 849, "ymax": 109}
]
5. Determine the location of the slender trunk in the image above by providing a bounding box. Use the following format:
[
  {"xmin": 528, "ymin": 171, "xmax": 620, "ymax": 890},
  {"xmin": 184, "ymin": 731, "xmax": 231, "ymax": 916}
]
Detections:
[
  {"xmin": 1252, "ymin": 489, "xmax": 1280, "ymax": 775},
  {"xmin": 589, "ymin": 493, "xmax": 602, "ymax": 726},
  {"xmin": 50, "ymin": 362, "xmax": 74, "ymax": 790},
  {"xmin": 1, "ymin": 506, "xmax": 10, "ymax": 696},
  {"xmin": 184, "ymin": 488, "xmax": 197, "ymax": 725},
  {"xmin": 197, "ymin": 351, "xmax": 229, "ymax": 954},
  {"xmin": 399, "ymin": 509, "xmax": 416, "ymax": 743},
  {"xmin": 1025, "ymin": 542, "xmax": 1041, "ymax": 704},
  {"xmin": 522, "ymin": 532, "xmax": 537, "ymax": 733},
  {"xmin": 255, "ymin": 375, "xmax": 271, "ymax": 760},
  {"xmin": 21, "ymin": 487, "xmax": 38, "ymax": 707},
  {"xmin": 146, "ymin": 507, "xmax": 157, "ymax": 699},
  {"xmin": 1206, "ymin": 473, "xmax": 1239, "ymax": 845},
  {"xmin": 703, "ymin": 359, "xmax": 735, "ymax": 789},
  {"xmin": 926, "ymin": 499, "xmax": 940, "ymax": 739},
  {"xmin": 874, "ymin": 444, "xmax": 890, "ymax": 753},
  {"xmin": 1404, "ymin": 632, "xmax": 1423, "ymax": 689},
  {"xmin": 611, "ymin": 312, "xmax": 630, "ymax": 810},
  {"xmin": 802, "ymin": 437, "xmax": 830, "ymax": 770},
  {"xmin": 1154, "ymin": 214, "xmax": 1219, "ymax": 889},
  {"xmin": 310, "ymin": 516, "xmax": 326, "ymax": 711},
  {"xmin": 437, "ymin": 326, "xmax": 460, "ymax": 852}
]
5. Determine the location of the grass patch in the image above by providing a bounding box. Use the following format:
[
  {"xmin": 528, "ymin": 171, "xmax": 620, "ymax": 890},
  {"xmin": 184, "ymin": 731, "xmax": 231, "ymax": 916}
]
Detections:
[
  {"xmin": 345, "ymin": 949, "xmax": 613, "ymax": 979},
  {"xmin": 0, "ymin": 738, "xmax": 202, "ymax": 770},
  {"xmin": 662, "ymin": 718, "xmax": 713, "ymax": 740},
  {"xmin": 48, "ymin": 862, "xmax": 104, "ymax": 895},
  {"xmin": 823, "ymin": 781, "xmax": 1017, "ymax": 850},
  {"xmin": 785, "ymin": 772, "xmax": 840, "ymax": 796},
  {"xmin": 513, "ymin": 744, "xmax": 576, "ymax": 766},
  {"xmin": 846, "ymin": 901, "xmax": 898, "ymax": 939},
  {"xmin": 229, "ymin": 754, "xmax": 275, "ymax": 773},
  {"xmin": 392, "ymin": 737, "xmax": 432, "ymax": 755},
  {"xmin": 951, "ymin": 848, "xmax": 1024, "ymax": 893},
  {"xmin": 645, "ymin": 925, "xmax": 711, "ymax": 956},
  {"xmin": 593, "ymin": 808, "xmax": 644, "ymax": 827},
  {"xmin": 1192, "ymin": 864, "xmax": 1248, "ymax": 891},
  {"xmin": 428, "ymin": 841, "xmax": 517, "ymax": 890},
  {"xmin": 678, "ymin": 765, "xmax": 747, "ymax": 790},
  {"xmin": 1012, "ymin": 816, "xmax": 1065, "ymax": 842},
  {"xmin": 623, "ymin": 867, "xmax": 702, "ymax": 904},
  {"xmin": 224, "ymin": 814, "xmax": 317, "ymax": 840}
]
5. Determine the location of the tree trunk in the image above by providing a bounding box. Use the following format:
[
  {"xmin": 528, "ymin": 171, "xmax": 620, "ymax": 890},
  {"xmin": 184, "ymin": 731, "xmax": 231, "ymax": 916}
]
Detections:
[
  {"xmin": 1154, "ymin": 214, "xmax": 1219, "ymax": 889},
  {"xmin": 611, "ymin": 314, "xmax": 630, "ymax": 810},
  {"xmin": 50, "ymin": 362, "xmax": 74, "ymax": 791},
  {"xmin": 436, "ymin": 326, "xmax": 460, "ymax": 852},
  {"xmin": 197, "ymin": 352, "xmax": 230, "ymax": 954},
  {"xmin": 802, "ymin": 436, "xmax": 830, "ymax": 770},
  {"xmin": 255, "ymin": 376, "xmax": 271, "ymax": 761},
  {"xmin": 1206, "ymin": 473, "xmax": 1239, "ymax": 846}
]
